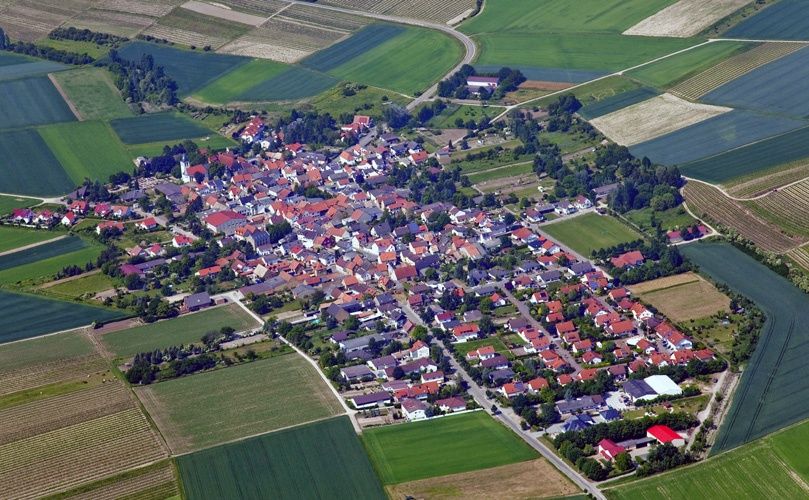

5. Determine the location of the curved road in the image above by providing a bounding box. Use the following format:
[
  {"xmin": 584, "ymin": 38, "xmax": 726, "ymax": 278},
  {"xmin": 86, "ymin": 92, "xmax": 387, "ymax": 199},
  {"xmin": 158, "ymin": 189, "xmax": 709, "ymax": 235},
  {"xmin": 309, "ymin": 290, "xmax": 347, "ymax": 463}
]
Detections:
[{"xmin": 286, "ymin": 0, "xmax": 477, "ymax": 109}]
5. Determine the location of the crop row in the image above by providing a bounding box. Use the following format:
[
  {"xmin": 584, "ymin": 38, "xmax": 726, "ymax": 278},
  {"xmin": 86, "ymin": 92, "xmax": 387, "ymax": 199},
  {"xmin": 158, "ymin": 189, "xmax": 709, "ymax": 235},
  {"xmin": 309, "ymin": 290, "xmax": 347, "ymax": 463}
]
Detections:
[
  {"xmin": 671, "ymin": 42, "xmax": 806, "ymax": 100},
  {"xmin": 221, "ymin": 0, "xmax": 288, "ymax": 16},
  {"xmin": 321, "ymin": 0, "xmax": 475, "ymax": 23},
  {"xmin": 0, "ymin": 354, "xmax": 105, "ymax": 396},
  {"xmin": 282, "ymin": 4, "xmax": 369, "ymax": 32},
  {"xmin": 64, "ymin": 462, "xmax": 178, "ymax": 500},
  {"xmin": 683, "ymin": 181, "xmax": 801, "ymax": 252},
  {"xmin": 100, "ymin": 0, "xmax": 173, "ymax": 17},
  {"xmin": 259, "ymin": 18, "xmax": 346, "ymax": 52},
  {"xmin": 786, "ymin": 247, "xmax": 809, "ymax": 272},
  {"xmin": 747, "ymin": 181, "xmax": 809, "ymax": 238}
]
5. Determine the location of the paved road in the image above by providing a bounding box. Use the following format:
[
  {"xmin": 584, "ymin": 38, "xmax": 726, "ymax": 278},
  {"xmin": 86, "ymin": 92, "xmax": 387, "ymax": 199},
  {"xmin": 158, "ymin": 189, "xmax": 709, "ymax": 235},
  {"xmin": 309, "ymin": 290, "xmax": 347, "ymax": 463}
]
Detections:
[
  {"xmin": 286, "ymin": 0, "xmax": 477, "ymax": 110},
  {"xmin": 399, "ymin": 299, "xmax": 604, "ymax": 499}
]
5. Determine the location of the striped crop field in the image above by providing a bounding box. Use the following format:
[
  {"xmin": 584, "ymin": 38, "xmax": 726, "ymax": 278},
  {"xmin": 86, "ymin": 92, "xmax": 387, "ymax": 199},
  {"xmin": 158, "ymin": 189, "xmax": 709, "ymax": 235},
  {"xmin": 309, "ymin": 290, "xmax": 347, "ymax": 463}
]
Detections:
[
  {"xmin": 683, "ymin": 181, "xmax": 804, "ymax": 253},
  {"xmin": 786, "ymin": 246, "xmax": 809, "ymax": 272},
  {"xmin": 670, "ymin": 42, "xmax": 807, "ymax": 100},
  {"xmin": 744, "ymin": 178, "xmax": 809, "ymax": 238}
]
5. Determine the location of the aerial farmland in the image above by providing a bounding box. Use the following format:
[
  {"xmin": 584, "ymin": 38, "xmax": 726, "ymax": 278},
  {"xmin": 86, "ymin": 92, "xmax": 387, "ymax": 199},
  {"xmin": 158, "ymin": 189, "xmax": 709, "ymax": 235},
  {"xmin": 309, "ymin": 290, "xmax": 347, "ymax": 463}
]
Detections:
[{"xmin": 1, "ymin": 0, "xmax": 809, "ymax": 498}]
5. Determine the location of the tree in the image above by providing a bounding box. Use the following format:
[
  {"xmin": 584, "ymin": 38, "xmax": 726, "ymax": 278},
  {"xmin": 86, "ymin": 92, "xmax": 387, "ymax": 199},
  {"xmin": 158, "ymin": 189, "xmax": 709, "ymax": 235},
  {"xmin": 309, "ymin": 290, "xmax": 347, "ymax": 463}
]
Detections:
[
  {"xmin": 614, "ymin": 451, "xmax": 633, "ymax": 472},
  {"xmin": 342, "ymin": 316, "xmax": 360, "ymax": 331}
]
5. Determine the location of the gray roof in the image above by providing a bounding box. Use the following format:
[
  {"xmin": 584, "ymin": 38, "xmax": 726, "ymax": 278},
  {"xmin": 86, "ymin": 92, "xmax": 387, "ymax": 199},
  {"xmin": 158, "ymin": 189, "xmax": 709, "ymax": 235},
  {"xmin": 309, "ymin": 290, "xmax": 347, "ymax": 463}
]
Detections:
[
  {"xmin": 184, "ymin": 292, "xmax": 211, "ymax": 309},
  {"xmin": 352, "ymin": 391, "xmax": 391, "ymax": 406},
  {"xmin": 623, "ymin": 379, "xmax": 655, "ymax": 399}
]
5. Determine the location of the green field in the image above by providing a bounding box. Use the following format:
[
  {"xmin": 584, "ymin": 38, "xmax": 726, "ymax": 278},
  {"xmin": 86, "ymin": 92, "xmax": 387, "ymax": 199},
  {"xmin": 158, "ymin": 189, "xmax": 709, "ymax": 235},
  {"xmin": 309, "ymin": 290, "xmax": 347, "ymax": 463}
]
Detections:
[
  {"xmin": 136, "ymin": 353, "xmax": 344, "ymax": 453},
  {"xmin": 624, "ymin": 206, "xmax": 696, "ymax": 232},
  {"xmin": 681, "ymin": 242, "xmax": 809, "ymax": 453},
  {"xmin": 0, "ymin": 290, "xmax": 122, "ymax": 343},
  {"xmin": 44, "ymin": 272, "xmax": 117, "ymax": 299},
  {"xmin": 0, "ymin": 327, "xmax": 94, "ymax": 371},
  {"xmin": 103, "ymin": 303, "xmax": 260, "ymax": 357},
  {"xmin": 0, "ymin": 227, "xmax": 61, "ymax": 253},
  {"xmin": 0, "ymin": 195, "xmax": 40, "ymax": 215},
  {"xmin": 461, "ymin": 0, "xmax": 696, "ymax": 73},
  {"xmin": 39, "ymin": 121, "xmax": 133, "ymax": 184},
  {"xmin": 0, "ymin": 75, "xmax": 76, "ymax": 129},
  {"xmin": 52, "ymin": 67, "xmax": 133, "ymax": 120},
  {"xmin": 468, "ymin": 162, "xmax": 534, "ymax": 184},
  {"xmin": 430, "ymin": 104, "xmax": 499, "ymax": 129},
  {"xmin": 36, "ymin": 38, "xmax": 112, "ymax": 59},
  {"xmin": 124, "ymin": 134, "xmax": 236, "ymax": 157},
  {"xmin": 626, "ymin": 41, "xmax": 750, "ymax": 89},
  {"xmin": 311, "ymin": 84, "xmax": 409, "ymax": 120},
  {"xmin": 362, "ymin": 411, "xmax": 537, "ymax": 484},
  {"xmin": 0, "ymin": 129, "xmax": 75, "ymax": 196},
  {"xmin": 234, "ymin": 65, "xmax": 338, "ymax": 102},
  {"xmin": 192, "ymin": 58, "xmax": 288, "ymax": 104},
  {"xmin": 605, "ymin": 418, "xmax": 809, "ymax": 499},
  {"xmin": 110, "ymin": 113, "xmax": 216, "ymax": 145},
  {"xmin": 177, "ymin": 417, "xmax": 384, "ymax": 500},
  {"xmin": 0, "ymin": 60, "xmax": 67, "ymax": 82},
  {"xmin": 0, "ymin": 235, "xmax": 103, "ymax": 285},
  {"xmin": 542, "ymin": 213, "xmax": 642, "ymax": 256}
]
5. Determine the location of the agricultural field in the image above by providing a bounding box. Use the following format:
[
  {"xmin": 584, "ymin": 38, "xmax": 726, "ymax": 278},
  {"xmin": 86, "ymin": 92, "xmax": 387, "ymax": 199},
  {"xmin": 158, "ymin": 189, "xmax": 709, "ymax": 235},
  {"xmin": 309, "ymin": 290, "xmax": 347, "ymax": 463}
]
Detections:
[
  {"xmin": 310, "ymin": 84, "xmax": 409, "ymax": 120},
  {"xmin": 319, "ymin": 0, "xmax": 476, "ymax": 24},
  {"xmin": 624, "ymin": 206, "xmax": 696, "ymax": 232},
  {"xmin": 629, "ymin": 272, "xmax": 730, "ymax": 323},
  {"xmin": 144, "ymin": 7, "xmax": 250, "ymax": 49},
  {"xmin": 115, "ymin": 41, "xmax": 249, "ymax": 95},
  {"xmin": 232, "ymin": 65, "xmax": 338, "ymax": 102},
  {"xmin": 590, "ymin": 93, "xmax": 731, "ymax": 146},
  {"xmin": 102, "ymin": 303, "xmax": 260, "ymax": 357},
  {"xmin": 182, "ymin": 0, "xmax": 267, "ymax": 26},
  {"xmin": 0, "ymin": 75, "xmax": 76, "ymax": 129},
  {"xmin": 67, "ymin": 7, "xmax": 158, "ymax": 37},
  {"xmin": 670, "ymin": 42, "xmax": 806, "ymax": 100},
  {"xmin": 605, "ymin": 418, "xmax": 809, "ymax": 499},
  {"xmin": 631, "ymin": 110, "xmax": 805, "ymax": 169},
  {"xmin": 302, "ymin": 24, "xmax": 404, "ymax": 72},
  {"xmin": 702, "ymin": 45, "xmax": 809, "ymax": 118},
  {"xmin": 222, "ymin": 17, "xmax": 349, "ymax": 63},
  {"xmin": 681, "ymin": 242, "xmax": 809, "ymax": 452},
  {"xmin": 178, "ymin": 416, "xmax": 385, "ymax": 500},
  {"xmin": 0, "ymin": 59, "xmax": 66, "ymax": 81},
  {"xmin": 191, "ymin": 58, "xmax": 287, "ymax": 104},
  {"xmin": 744, "ymin": 178, "xmax": 809, "ymax": 238},
  {"xmin": 51, "ymin": 460, "xmax": 180, "ymax": 500},
  {"xmin": 136, "ymin": 352, "xmax": 344, "ymax": 453},
  {"xmin": 42, "ymin": 271, "xmax": 118, "ymax": 300},
  {"xmin": 388, "ymin": 458, "xmax": 578, "ymax": 500},
  {"xmin": 37, "ymin": 37, "xmax": 114, "ymax": 59},
  {"xmin": 0, "ymin": 194, "xmax": 40, "ymax": 216},
  {"xmin": 430, "ymin": 104, "xmax": 499, "ymax": 129},
  {"xmin": 51, "ymin": 67, "xmax": 134, "ymax": 121},
  {"xmin": 467, "ymin": 162, "xmax": 534, "ymax": 185},
  {"xmin": 0, "ymin": 0, "xmax": 94, "ymax": 42},
  {"xmin": 725, "ymin": 0, "xmax": 809, "ymax": 41},
  {"xmin": 623, "ymin": 0, "xmax": 750, "ymax": 38},
  {"xmin": 125, "ymin": 133, "xmax": 236, "ymax": 157},
  {"xmin": 110, "ymin": 112, "xmax": 215, "ymax": 144},
  {"xmin": 626, "ymin": 41, "xmax": 750, "ymax": 89},
  {"xmin": 554, "ymin": 76, "xmax": 641, "ymax": 109},
  {"xmin": 725, "ymin": 160, "xmax": 809, "ymax": 198},
  {"xmin": 39, "ymin": 121, "xmax": 133, "ymax": 184},
  {"xmin": 362, "ymin": 411, "xmax": 537, "ymax": 484},
  {"xmin": 578, "ymin": 87, "xmax": 658, "ymax": 120},
  {"xmin": 682, "ymin": 181, "xmax": 802, "ymax": 253},
  {"xmin": 0, "ymin": 235, "xmax": 104, "ymax": 285},
  {"xmin": 0, "ymin": 226, "xmax": 60, "ymax": 253},
  {"xmin": 542, "ymin": 213, "xmax": 643, "ymax": 256}
]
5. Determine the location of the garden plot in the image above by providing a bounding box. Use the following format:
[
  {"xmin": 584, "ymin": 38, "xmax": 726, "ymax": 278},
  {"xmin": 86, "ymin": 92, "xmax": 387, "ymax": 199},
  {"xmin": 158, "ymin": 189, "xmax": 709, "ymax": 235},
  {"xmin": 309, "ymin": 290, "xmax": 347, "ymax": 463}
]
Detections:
[
  {"xmin": 181, "ymin": 0, "xmax": 268, "ymax": 26},
  {"xmin": 624, "ymin": 0, "xmax": 750, "ymax": 38},
  {"xmin": 589, "ymin": 93, "xmax": 731, "ymax": 146},
  {"xmin": 671, "ymin": 42, "xmax": 807, "ymax": 100}
]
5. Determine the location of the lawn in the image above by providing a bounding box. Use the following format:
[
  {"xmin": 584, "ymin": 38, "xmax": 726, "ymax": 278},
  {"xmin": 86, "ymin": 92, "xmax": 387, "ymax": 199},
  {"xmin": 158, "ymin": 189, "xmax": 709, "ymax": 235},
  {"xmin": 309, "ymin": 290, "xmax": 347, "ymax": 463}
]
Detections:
[
  {"xmin": 542, "ymin": 213, "xmax": 642, "ymax": 256},
  {"xmin": 624, "ymin": 206, "xmax": 696, "ymax": 232},
  {"xmin": 362, "ymin": 411, "xmax": 537, "ymax": 484},
  {"xmin": 0, "ymin": 236, "xmax": 103, "ymax": 285},
  {"xmin": 681, "ymin": 242, "xmax": 809, "ymax": 453},
  {"xmin": 51, "ymin": 67, "xmax": 133, "ymax": 120},
  {"xmin": 43, "ymin": 272, "xmax": 117, "ymax": 299},
  {"xmin": 430, "ymin": 104, "xmax": 498, "ymax": 129},
  {"xmin": 110, "ymin": 112, "xmax": 216, "ymax": 145},
  {"xmin": 0, "ymin": 194, "xmax": 40, "ymax": 215},
  {"xmin": 454, "ymin": 337, "xmax": 512, "ymax": 359},
  {"xmin": 192, "ymin": 58, "xmax": 288, "ymax": 104},
  {"xmin": 39, "ymin": 121, "xmax": 133, "ymax": 184},
  {"xmin": 136, "ymin": 353, "xmax": 344, "ymax": 453},
  {"xmin": 629, "ymin": 272, "xmax": 730, "ymax": 323},
  {"xmin": 177, "ymin": 417, "xmax": 384, "ymax": 500},
  {"xmin": 0, "ymin": 290, "xmax": 122, "ymax": 344},
  {"xmin": 542, "ymin": 130, "xmax": 600, "ymax": 154},
  {"xmin": 467, "ymin": 162, "xmax": 534, "ymax": 184},
  {"xmin": 541, "ymin": 75, "xmax": 641, "ymax": 109},
  {"xmin": 0, "ymin": 75, "xmax": 76, "ymax": 129},
  {"xmin": 0, "ymin": 227, "xmax": 60, "ymax": 253},
  {"xmin": 0, "ymin": 129, "xmax": 75, "ymax": 196},
  {"xmin": 102, "ymin": 303, "xmax": 260, "ymax": 357},
  {"xmin": 626, "ymin": 41, "xmax": 750, "ymax": 89},
  {"xmin": 605, "ymin": 418, "xmax": 809, "ymax": 499}
]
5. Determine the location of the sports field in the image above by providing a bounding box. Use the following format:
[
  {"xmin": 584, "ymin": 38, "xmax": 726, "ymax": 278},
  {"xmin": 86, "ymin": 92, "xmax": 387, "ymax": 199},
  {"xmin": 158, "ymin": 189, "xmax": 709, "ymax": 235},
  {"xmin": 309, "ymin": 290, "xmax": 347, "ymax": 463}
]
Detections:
[
  {"xmin": 681, "ymin": 243, "xmax": 809, "ymax": 453},
  {"xmin": 0, "ymin": 76, "xmax": 76, "ymax": 129},
  {"xmin": 0, "ymin": 227, "xmax": 60, "ymax": 254},
  {"xmin": 115, "ymin": 41, "xmax": 249, "ymax": 95},
  {"xmin": 0, "ymin": 129, "xmax": 75, "ymax": 196},
  {"xmin": 39, "ymin": 121, "xmax": 133, "ymax": 184},
  {"xmin": 110, "ymin": 112, "xmax": 214, "ymax": 144},
  {"xmin": 362, "ymin": 411, "xmax": 537, "ymax": 484},
  {"xmin": 626, "ymin": 41, "xmax": 749, "ymax": 89},
  {"xmin": 136, "ymin": 353, "xmax": 344, "ymax": 453},
  {"xmin": 192, "ymin": 58, "xmax": 287, "ymax": 104},
  {"xmin": 542, "ymin": 213, "xmax": 642, "ymax": 256},
  {"xmin": 0, "ymin": 290, "xmax": 122, "ymax": 344},
  {"xmin": 629, "ymin": 272, "xmax": 730, "ymax": 322},
  {"xmin": 725, "ymin": 0, "xmax": 809, "ymax": 40},
  {"xmin": 102, "ymin": 303, "xmax": 260, "ymax": 357},
  {"xmin": 178, "ymin": 417, "xmax": 384, "ymax": 499},
  {"xmin": 605, "ymin": 418, "xmax": 809, "ymax": 499},
  {"xmin": 0, "ymin": 236, "xmax": 103, "ymax": 285},
  {"xmin": 51, "ymin": 67, "xmax": 134, "ymax": 120},
  {"xmin": 630, "ymin": 110, "xmax": 805, "ymax": 169}
]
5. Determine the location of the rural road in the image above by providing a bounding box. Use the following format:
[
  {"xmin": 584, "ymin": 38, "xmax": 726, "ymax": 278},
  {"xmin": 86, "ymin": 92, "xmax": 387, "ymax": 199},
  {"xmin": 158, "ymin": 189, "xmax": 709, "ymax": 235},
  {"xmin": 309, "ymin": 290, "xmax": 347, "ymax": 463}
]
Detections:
[
  {"xmin": 399, "ymin": 299, "xmax": 604, "ymax": 499},
  {"xmin": 286, "ymin": 0, "xmax": 477, "ymax": 110},
  {"xmin": 0, "ymin": 234, "xmax": 67, "ymax": 257}
]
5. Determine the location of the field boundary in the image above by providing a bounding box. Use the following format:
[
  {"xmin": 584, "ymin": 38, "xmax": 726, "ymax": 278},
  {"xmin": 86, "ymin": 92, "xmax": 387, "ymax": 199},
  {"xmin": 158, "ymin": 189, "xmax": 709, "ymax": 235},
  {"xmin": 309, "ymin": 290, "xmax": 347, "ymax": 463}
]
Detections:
[
  {"xmin": 0, "ymin": 233, "xmax": 67, "ymax": 258},
  {"xmin": 47, "ymin": 73, "xmax": 82, "ymax": 121}
]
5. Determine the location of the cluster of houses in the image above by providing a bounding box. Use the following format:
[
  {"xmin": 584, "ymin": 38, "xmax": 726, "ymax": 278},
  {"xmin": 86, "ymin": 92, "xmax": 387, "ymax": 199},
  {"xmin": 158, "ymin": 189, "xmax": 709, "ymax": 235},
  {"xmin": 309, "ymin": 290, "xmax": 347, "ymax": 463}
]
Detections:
[{"xmin": 522, "ymin": 195, "xmax": 593, "ymax": 222}]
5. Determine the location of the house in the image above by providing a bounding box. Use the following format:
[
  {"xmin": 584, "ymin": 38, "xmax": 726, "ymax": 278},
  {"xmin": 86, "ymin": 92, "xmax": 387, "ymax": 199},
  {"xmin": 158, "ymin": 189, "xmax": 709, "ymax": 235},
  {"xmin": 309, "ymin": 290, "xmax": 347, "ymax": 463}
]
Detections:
[
  {"xmin": 172, "ymin": 234, "xmax": 193, "ymax": 248},
  {"xmin": 137, "ymin": 217, "xmax": 159, "ymax": 231},
  {"xmin": 611, "ymin": 251, "xmax": 645, "ymax": 269},
  {"xmin": 61, "ymin": 211, "xmax": 76, "ymax": 226},
  {"xmin": 401, "ymin": 398, "xmax": 429, "ymax": 421},
  {"xmin": 563, "ymin": 414, "xmax": 594, "ymax": 432},
  {"xmin": 204, "ymin": 210, "xmax": 246, "ymax": 235},
  {"xmin": 436, "ymin": 396, "xmax": 466, "ymax": 412},
  {"xmin": 598, "ymin": 439, "xmax": 626, "ymax": 461},
  {"xmin": 240, "ymin": 116, "xmax": 265, "ymax": 143},
  {"xmin": 622, "ymin": 379, "xmax": 656, "ymax": 402},
  {"xmin": 556, "ymin": 395, "xmax": 605, "ymax": 415},
  {"xmin": 467, "ymin": 345, "xmax": 497, "ymax": 361},
  {"xmin": 500, "ymin": 381, "xmax": 525, "ymax": 398},
  {"xmin": 351, "ymin": 391, "xmax": 392, "ymax": 409},
  {"xmin": 467, "ymin": 75, "xmax": 499, "ymax": 94},
  {"xmin": 647, "ymin": 425, "xmax": 685, "ymax": 447},
  {"xmin": 340, "ymin": 364, "xmax": 374, "ymax": 382},
  {"xmin": 96, "ymin": 220, "xmax": 124, "ymax": 235},
  {"xmin": 527, "ymin": 377, "xmax": 549, "ymax": 393},
  {"xmin": 452, "ymin": 323, "xmax": 480, "ymax": 343},
  {"xmin": 184, "ymin": 292, "xmax": 212, "ymax": 311}
]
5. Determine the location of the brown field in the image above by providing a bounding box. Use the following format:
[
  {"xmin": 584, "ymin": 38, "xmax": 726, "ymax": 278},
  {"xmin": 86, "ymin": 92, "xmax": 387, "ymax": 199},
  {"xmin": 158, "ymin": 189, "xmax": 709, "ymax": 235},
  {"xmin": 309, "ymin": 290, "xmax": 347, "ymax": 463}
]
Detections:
[
  {"xmin": 519, "ymin": 80, "xmax": 574, "ymax": 91},
  {"xmin": 319, "ymin": 0, "xmax": 476, "ymax": 24},
  {"xmin": 218, "ymin": 0, "xmax": 287, "ymax": 16},
  {"xmin": 671, "ymin": 42, "xmax": 807, "ymax": 100},
  {"xmin": 624, "ymin": 0, "xmax": 750, "ymax": 38},
  {"xmin": 282, "ymin": 3, "xmax": 370, "ymax": 32},
  {"xmin": 386, "ymin": 458, "xmax": 578, "ymax": 499},
  {"xmin": 0, "ymin": 0, "xmax": 96, "ymax": 41},
  {"xmin": 725, "ymin": 160, "xmax": 809, "ymax": 198},
  {"xmin": 221, "ymin": 17, "xmax": 349, "ymax": 62},
  {"xmin": 629, "ymin": 272, "xmax": 731, "ymax": 322},
  {"xmin": 68, "ymin": 8, "xmax": 156, "ymax": 37},
  {"xmin": 744, "ymin": 178, "xmax": 809, "ymax": 238},
  {"xmin": 181, "ymin": 0, "xmax": 268, "ymax": 26},
  {"xmin": 589, "ymin": 93, "xmax": 731, "ymax": 146},
  {"xmin": 98, "ymin": 0, "xmax": 181, "ymax": 17},
  {"xmin": 683, "ymin": 181, "xmax": 804, "ymax": 252},
  {"xmin": 143, "ymin": 6, "xmax": 250, "ymax": 48},
  {"xmin": 786, "ymin": 246, "xmax": 809, "ymax": 273}
]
